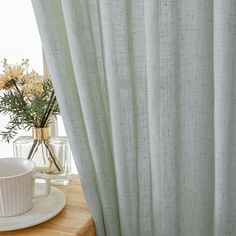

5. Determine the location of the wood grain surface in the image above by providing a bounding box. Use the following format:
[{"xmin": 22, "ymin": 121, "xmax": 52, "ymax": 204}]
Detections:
[{"xmin": 0, "ymin": 175, "xmax": 96, "ymax": 236}]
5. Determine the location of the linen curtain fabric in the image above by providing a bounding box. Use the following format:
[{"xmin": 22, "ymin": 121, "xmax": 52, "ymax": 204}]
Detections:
[{"xmin": 32, "ymin": 0, "xmax": 236, "ymax": 235}]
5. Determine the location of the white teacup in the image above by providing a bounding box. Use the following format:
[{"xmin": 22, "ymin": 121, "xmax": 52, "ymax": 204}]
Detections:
[{"xmin": 0, "ymin": 158, "xmax": 50, "ymax": 217}]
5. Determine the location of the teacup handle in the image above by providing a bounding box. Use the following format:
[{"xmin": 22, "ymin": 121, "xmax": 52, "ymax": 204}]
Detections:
[{"xmin": 32, "ymin": 173, "xmax": 51, "ymax": 202}]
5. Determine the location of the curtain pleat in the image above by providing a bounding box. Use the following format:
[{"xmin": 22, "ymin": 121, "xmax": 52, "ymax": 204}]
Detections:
[
  {"xmin": 32, "ymin": 0, "xmax": 236, "ymax": 235},
  {"xmin": 214, "ymin": 0, "xmax": 236, "ymax": 235}
]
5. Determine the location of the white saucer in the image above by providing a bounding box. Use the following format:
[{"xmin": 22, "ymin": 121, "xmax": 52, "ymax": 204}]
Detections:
[{"xmin": 0, "ymin": 183, "xmax": 66, "ymax": 231}]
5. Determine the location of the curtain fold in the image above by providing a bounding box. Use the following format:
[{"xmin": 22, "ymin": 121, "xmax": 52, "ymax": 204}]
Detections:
[
  {"xmin": 214, "ymin": 0, "xmax": 236, "ymax": 234},
  {"xmin": 32, "ymin": 0, "xmax": 236, "ymax": 235}
]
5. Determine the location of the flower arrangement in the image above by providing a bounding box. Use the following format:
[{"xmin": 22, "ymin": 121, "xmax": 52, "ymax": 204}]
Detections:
[
  {"xmin": 0, "ymin": 59, "xmax": 64, "ymax": 174},
  {"xmin": 0, "ymin": 59, "xmax": 60, "ymax": 142}
]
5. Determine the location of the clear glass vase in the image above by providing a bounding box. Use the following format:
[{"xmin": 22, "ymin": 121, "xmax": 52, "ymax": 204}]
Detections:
[{"xmin": 13, "ymin": 127, "xmax": 71, "ymax": 185}]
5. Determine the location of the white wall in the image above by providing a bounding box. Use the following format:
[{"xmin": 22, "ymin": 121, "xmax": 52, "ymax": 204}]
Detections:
[{"xmin": 0, "ymin": 0, "xmax": 43, "ymax": 73}]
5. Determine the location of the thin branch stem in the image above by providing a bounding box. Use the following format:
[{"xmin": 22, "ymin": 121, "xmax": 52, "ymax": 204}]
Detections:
[
  {"xmin": 40, "ymin": 91, "xmax": 55, "ymax": 127},
  {"xmin": 44, "ymin": 141, "xmax": 62, "ymax": 172},
  {"xmin": 27, "ymin": 140, "xmax": 40, "ymax": 160},
  {"xmin": 42, "ymin": 97, "xmax": 57, "ymax": 127}
]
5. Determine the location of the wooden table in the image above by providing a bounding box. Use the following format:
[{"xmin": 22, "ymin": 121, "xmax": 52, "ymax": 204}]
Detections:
[{"xmin": 0, "ymin": 175, "xmax": 96, "ymax": 236}]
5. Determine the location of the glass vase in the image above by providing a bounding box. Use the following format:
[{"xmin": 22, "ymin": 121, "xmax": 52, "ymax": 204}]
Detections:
[{"xmin": 13, "ymin": 127, "xmax": 71, "ymax": 185}]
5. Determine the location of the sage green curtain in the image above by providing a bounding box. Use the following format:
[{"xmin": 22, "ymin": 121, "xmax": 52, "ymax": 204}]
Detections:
[{"xmin": 32, "ymin": 0, "xmax": 236, "ymax": 235}]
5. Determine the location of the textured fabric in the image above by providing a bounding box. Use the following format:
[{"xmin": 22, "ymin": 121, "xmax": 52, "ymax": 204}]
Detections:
[{"xmin": 32, "ymin": 0, "xmax": 236, "ymax": 235}]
